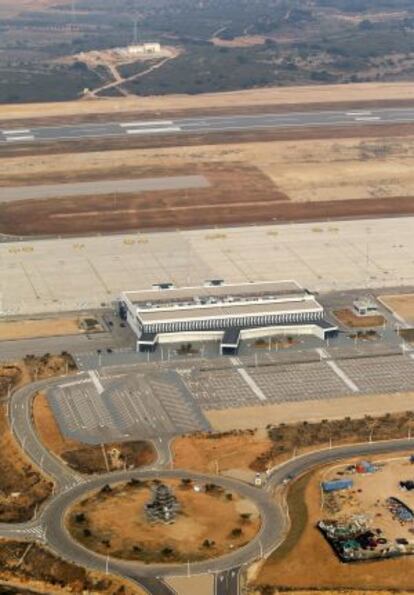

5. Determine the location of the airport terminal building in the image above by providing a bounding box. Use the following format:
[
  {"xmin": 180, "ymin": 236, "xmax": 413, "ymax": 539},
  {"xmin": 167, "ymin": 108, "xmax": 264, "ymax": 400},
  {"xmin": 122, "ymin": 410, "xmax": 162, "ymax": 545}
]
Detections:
[{"xmin": 120, "ymin": 280, "xmax": 337, "ymax": 354}]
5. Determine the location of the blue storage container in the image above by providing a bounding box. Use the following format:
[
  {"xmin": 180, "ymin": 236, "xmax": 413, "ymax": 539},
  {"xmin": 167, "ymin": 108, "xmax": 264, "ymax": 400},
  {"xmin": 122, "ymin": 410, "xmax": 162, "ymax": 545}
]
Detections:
[{"xmin": 322, "ymin": 479, "xmax": 353, "ymax": 492}]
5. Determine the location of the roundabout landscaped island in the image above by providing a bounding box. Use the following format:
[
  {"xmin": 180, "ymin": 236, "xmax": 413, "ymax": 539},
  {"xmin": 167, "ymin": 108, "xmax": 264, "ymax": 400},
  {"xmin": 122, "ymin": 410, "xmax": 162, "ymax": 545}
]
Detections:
[{"xmin": 66, "ymin": 477, "xmax": 261, "ymax": 564}]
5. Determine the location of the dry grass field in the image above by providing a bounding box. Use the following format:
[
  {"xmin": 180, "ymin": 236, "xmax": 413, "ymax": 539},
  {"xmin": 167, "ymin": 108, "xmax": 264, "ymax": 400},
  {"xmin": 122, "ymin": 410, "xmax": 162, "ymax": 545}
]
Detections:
[
  {"xmin": 0, "ymin": 539, "xmax": 143, "ymax": 595},
  {"xmin": 0, "ymin": 82, "xmax": 413, "ymax": 122},
  {"xmin": 379, "ymin": 294, "xmax": 414, "ymax": 325},
  {"xmin": 0, "ymin": 318, "xmax": 84, "ymax": 341},
  {"xmin": 2, "ymin": 132, "xmax": 414, "ymax": 235},
  {"xmin": 68, "ymin": 478, "xmax": 260, "ymax": 563}
]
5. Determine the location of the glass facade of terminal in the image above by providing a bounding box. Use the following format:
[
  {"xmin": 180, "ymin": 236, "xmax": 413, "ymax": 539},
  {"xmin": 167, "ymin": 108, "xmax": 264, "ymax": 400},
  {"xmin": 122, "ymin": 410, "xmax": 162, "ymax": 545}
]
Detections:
[{"xmin": 138, "ymin": 309, "xmax": 323, "ymax": 334}]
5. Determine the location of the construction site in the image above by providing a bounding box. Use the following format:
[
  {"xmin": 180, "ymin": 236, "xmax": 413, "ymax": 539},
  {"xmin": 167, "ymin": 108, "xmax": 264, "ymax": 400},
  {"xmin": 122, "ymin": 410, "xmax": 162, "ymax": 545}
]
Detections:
[{"xmin": 319, "ymin": 456, "xmax": 414, "ymax": 562}]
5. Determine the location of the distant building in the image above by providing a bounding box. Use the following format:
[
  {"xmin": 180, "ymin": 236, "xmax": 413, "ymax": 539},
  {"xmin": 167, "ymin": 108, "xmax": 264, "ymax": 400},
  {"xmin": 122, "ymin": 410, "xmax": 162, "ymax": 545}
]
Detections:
[
  {"xmin": 127, "ymin": 42, "xmax": 161, "ymax": 55},
  {"xmin": 120, "ymin": 280, "xmax": 337, "ymax": 354}
]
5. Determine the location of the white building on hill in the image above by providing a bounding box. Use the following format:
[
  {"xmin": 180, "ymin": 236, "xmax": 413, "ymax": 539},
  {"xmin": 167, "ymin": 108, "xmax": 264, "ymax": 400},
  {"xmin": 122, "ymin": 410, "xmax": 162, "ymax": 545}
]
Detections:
[{"xmin": 127, "ymin": 43, "xmax": 161, "ymax": 55}]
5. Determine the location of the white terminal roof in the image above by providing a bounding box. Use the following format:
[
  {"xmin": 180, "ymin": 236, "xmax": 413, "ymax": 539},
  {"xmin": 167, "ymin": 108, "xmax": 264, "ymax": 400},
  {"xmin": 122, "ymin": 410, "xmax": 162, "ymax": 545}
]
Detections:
[
  {"xmin": 123, "ymin": 281, "xmax": 302, "ymax": 306},
  {"xmin": 122, "ymin": 281, "xmax": 323, "ymax": 325}
]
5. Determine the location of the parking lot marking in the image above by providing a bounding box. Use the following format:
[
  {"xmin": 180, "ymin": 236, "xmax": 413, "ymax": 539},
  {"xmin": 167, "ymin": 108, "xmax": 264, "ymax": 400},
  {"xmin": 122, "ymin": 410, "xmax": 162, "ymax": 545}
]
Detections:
[
  {"xmin": 88, "ymin": 370, "xmax": 104, "ymax": 395},
  {"xmin": 230, "ymin": 358, "xmax": 267, "ymax": 402},
  {"xmin": 326, "ymin": 360, "xmax": 359, "ymax": 393}
]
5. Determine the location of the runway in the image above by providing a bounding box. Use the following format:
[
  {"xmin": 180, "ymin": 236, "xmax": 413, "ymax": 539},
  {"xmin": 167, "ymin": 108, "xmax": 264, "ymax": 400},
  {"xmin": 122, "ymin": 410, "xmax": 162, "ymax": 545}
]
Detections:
[
  {"xmin": 0, "ymin": 175, "xmax": 210, "ymax": 203},
  {"xmin": 1, "ymin": 106, "xmax": 414, "ymax": 144}
]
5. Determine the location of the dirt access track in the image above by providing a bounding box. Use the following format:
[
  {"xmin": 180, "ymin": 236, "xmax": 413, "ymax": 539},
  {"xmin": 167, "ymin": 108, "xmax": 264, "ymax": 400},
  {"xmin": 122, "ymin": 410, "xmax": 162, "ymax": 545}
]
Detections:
[{"xmin": 0, "ymin": 81, "xmax": 413, "ymax": 127}]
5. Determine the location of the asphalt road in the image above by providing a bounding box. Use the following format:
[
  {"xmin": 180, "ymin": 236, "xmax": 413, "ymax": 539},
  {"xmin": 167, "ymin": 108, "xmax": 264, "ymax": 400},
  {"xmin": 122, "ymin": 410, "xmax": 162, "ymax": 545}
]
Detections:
[
  {"xmin": 4, "ymin": 375, "xmax": 414, "ymax": 594},
  {"xmin": 1, "ymin": 107, "xmax": 414, "ymax": 145}
]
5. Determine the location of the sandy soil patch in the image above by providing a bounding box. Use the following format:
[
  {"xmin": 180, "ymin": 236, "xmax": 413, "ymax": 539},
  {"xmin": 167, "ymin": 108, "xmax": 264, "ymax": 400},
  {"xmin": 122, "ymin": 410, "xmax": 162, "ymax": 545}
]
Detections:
[
  {"xmin": 333, "ymin": 309, "xmax": 385, "ymax": 328},
  {"xmin": 322, "ymin": 457, "xmax": 414, "ymax": 545},
  {"xmin": 166, "ymin": 574, "xmax": 213, "ymax": 595},
  {"xmin": 206, "ymin": 392, "xmax": 414, "ymax": 432},
  {"xmin": 379, "ymin": 294, "xmax": 414, "ymax": 325},
  {"xmin": 172, "ymin": 430, "xmax": 271, "ymax": 475},
  {"xmin": 256, "ymin": 455, "xmax": 414, "ymax": 591},
  {"xmin": 0, "ymin": 318, "xmax": 85, "ymax": 341},
  {"xmin": 68, "ymin": 478, "xmax": 260, "ymax": 563},
  {"xmin": 33, "ymin": 392, "xmax": 155, "ymax": 474},
  {"xmin": 0, "ymin": 82, "xmax": 413, "ymax": 121}
]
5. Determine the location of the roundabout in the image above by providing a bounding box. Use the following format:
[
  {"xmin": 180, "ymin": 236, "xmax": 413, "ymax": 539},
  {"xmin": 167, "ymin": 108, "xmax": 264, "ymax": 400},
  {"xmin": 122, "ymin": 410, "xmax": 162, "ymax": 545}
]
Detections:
[
  {"xmin": 3, "ymin": 373, "xmax": 414, "ymax": 594},
  {"xmin": 66, "ymin": 476, "xmax": 261, "ymax": 564}
]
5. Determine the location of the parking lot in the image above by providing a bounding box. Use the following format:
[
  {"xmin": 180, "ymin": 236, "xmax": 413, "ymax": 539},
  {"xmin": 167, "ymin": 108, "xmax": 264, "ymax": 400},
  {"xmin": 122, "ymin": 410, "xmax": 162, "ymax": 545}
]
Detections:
[{"xmin": 48, "ymin": 369, "xmax": 210, "ymax": 444}]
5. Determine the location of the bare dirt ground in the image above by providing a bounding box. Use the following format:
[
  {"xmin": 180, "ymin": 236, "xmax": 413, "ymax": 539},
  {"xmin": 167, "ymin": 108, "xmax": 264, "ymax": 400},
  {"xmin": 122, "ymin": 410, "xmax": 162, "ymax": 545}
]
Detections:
[
  {"xmin": 322, "ymin": 457, "xmax": 414, "ymax": 544},
  {"xmin": 172, "ymin": 430, "xmax": 272, "ymax": 475},
  {"xmin": 174, "ymin": 412, "xmax": 414, "ymax": 480},
  {"xmin": 333, "ymin": 309, "xmax": 385, "ymax": 328},
  {"xmin": 68, "ymin": 478, "xmax": 260, "ymax": 563},
  {"xmin": 0, "ymin": 82, "xmax": 413, "ymax": 122},
  {"xmin": 0, "ymin": 318, "xmax": 85, "ymax": 341},
  {"xmin": 379, "ymin": 294, "xmax": 414, "ymax": 325},
  {"xmin": 255, "ymin": 455, "xmax": 414, "ymax": 592},
  {"xmin": 2, "ymin": 132, "xmax": 414, "ymax": 235},
  {"xmin": 0, "ymin": 539, "xmax": 142, "ymax": 594},
  {"xmin": 33, "ymin": 392, "xmax": 156, "ymax": 474}
]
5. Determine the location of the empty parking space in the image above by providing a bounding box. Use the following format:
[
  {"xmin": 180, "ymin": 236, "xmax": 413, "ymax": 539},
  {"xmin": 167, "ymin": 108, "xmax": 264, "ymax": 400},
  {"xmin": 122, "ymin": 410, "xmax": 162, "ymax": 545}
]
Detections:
[
  {"xmin": 339, "ymin": 355, "xmax": 414, "ymax": 394},
  {"xmin": 48, "ymin": 370, "xmax": 210, "ymax": 443}
]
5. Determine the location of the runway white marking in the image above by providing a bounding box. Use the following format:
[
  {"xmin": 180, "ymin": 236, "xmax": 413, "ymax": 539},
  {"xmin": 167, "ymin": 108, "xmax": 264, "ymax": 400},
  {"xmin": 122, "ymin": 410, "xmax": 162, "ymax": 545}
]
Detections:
[
  {"xmin": 354, "ymin": 116, "xmax": 381, "ymax": 121},
  {"xmin": 2, "ymin": 128, "xmax": 31, "ymax": 134},
  {"xmin": 346, "ymin": 111, "xmax": 372, "ymax": 116},
  {"xmin": 5, "ymin": 135, "xmax": 35, "ymax": 142},
  {"xmin": 126, "ymin": 126, "xmax": 181, "ymax": 134},
  {"xmin": 120, "ymin": 120, "xmax": 173, "ymax": 127},
  {"xmin": 326, "ymin": 360, "xmax": 359, "ymax": 393},
  {"xmin": 230, "ymin": 357, "xmax": 267, "ymax": 401}
]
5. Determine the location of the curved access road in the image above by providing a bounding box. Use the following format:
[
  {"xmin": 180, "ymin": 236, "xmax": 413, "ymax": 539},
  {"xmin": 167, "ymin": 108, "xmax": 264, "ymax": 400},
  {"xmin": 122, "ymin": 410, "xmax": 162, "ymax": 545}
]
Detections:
[{"xmin": 2, "ymin": 374, "xmax": 414, "ymax": 594}]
